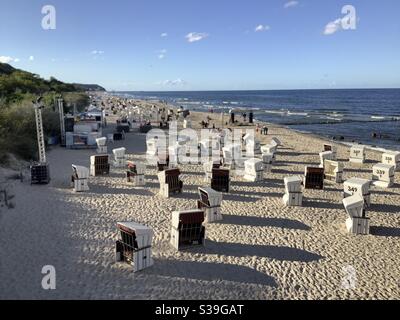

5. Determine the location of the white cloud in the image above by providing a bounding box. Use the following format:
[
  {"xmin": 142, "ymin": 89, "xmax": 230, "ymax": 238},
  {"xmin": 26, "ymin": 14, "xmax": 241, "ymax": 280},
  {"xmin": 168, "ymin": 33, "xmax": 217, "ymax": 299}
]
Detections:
[
  {"xmin": 157, "ymin": 49, "xmax": 167, "ymax": 59},
  {"xmin": 0, "ymin": 56, "xmax": 15, "ymax": 63},
  {"xmin": 323, "ymin": 18, "xmax": 343, "ymax": 35},
  {"xmin": 14, "ymin": 58, "xmax": 20, "ymax": 62},
  {"xmin": 161, "ymin": 78, "xmax": 187, "ymax": 86},
  {"xmin": 284, "ymin": 1, "xmax": 299, "ymax": 9},
  {"xmin": 185, "ymin": 32, "xmax": 208, "ymax": 43},
  {"xmin": 255, "ymin": 24, "xmax": 270, "ymax": 32},
  {"xmin": 161, "ymin": 33, "xmax": 168, "ymax": 37},
  {"xmin": 29, "ymin": 56, "xmax": 34, "ymax": 61},
  {"xmin": 91, "ymin": 50, "xmax": 104, "ymax": 55}
]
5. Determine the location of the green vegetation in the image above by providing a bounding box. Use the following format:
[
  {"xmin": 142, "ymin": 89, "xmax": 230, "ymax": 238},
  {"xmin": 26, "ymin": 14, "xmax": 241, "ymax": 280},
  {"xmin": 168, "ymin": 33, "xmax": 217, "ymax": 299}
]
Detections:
[{"xmin": 0, "ymin": 63, "xmax": 98, "ymax": 164}]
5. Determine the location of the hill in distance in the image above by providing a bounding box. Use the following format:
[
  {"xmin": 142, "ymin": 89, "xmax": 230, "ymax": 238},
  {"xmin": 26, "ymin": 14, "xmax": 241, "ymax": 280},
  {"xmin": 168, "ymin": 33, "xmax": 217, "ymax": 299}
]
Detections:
[{"xmin": 0, "ymin": 62, "xmax": 106, "ymax": 93}]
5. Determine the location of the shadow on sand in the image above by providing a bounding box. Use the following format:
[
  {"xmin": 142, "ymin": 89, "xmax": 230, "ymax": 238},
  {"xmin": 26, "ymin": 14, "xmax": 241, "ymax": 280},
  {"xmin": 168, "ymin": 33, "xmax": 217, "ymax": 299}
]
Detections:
[
  {"xmin": 219, "ymin": 214, "xmax": 311, "ymax": 231},
  {"xmin": 203, "ymin": 240, "xmax": 324, "ymax": 262},
  {"xmin": 146, "ymin": 259, "xmax": 277, "ymax": 287}
]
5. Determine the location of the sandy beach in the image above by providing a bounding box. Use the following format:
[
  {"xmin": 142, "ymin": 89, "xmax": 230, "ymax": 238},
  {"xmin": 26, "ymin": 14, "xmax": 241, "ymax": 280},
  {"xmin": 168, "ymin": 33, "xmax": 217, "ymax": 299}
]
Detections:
[{"xmin": 1, "ymin": 100, "xmax": 399, "ymax": 300}]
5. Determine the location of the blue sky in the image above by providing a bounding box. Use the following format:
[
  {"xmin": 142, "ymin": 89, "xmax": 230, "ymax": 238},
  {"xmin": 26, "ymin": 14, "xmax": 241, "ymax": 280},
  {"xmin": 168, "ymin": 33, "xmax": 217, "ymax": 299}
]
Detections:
[{"xmin": 1, "ymin": 0, "xmax": 399, "ymax": 91}]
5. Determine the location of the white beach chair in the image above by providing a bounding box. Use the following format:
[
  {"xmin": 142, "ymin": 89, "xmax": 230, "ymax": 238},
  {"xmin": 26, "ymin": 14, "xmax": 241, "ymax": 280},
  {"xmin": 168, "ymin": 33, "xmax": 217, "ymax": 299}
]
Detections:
[
  {"xmin": 243, "ymin": 158, "xmax": 264, "ymax": 182},
  {"xmin": 271, "ymin": 137, "xmax": 282, "ymax": 148},
  {"xmin": 170, "ymin": 209, "xmax": 205, "ymax": 251},
  {"xmin": 260, "ymin": 153, "xmax": 274, "ymax": 173},
  {"xmin": 222, "ymin": 144, "xmax": 242, "ymax": 166},
  {"xmin": 282, "ymin": 176, "xmax": 303, "ymax": 207},
  {"xmin": 343, "ymin": 178, "xmax": 371, "ymax": 208},
  {"xmin": 382, "ymin": 151, "xmax": 400, "ymax": 171},
  {"xmin": 203, "ymin": 160, "xmax": 221, "ymax": 183},
  {"xmin": 261, "ymin": 144, "xmax": 277, "ymax": 155},
  {"xmin": 319, "ymin": 151, "xmax": 334, "ymax": 168},
  {"xmin": 158, "ymin": 168, "xmax": 183, "ymax": 198},
  {"xmin": 324, "ymin": 160, "xmax": 344, "ymax": 183},
  {"xmin": 372, "ymin": 163, "xmax": 395, "ymax": 188},
  {"xmin": 116, "ymin": 222, "xmax": 154, "ymax": 272},
  {"xmin": 96, "ymin": 137, "xmax": 108, "ymax": 154},
  {"xmin": 71, "ymin": 165, "xmax": 90, "ymax": 192},
  {"xmin": 90, "ymin": 154, "xmax": 110, "ymax": 176},
  {"xmin": 113, "ymin": 147, "xmax": 127, "ymax": 168},
  {"xmin": 323, "ymin": 144, "xmax": 337, "ymax": 160},
  {"xmin": 127, "ymin": 161, "xmax": 146, "ymax": 187},
  {"xmin": 197, "ymin": 187, "xmax": 223, "ymax": 223},
  {"xmin": 243, "ymin": 133, "xmax": 261, "ymax": 156},
  {"xmin": 349, "ymin": 145, "xmax": 366, "ymax": 164}
]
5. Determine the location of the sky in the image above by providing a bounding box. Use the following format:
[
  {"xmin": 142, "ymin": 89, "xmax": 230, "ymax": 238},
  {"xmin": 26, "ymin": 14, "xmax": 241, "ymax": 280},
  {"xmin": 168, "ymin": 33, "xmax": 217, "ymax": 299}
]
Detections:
[{"xmin": 1, "ymin": 0, "xmax": 400, "ymax": 91}]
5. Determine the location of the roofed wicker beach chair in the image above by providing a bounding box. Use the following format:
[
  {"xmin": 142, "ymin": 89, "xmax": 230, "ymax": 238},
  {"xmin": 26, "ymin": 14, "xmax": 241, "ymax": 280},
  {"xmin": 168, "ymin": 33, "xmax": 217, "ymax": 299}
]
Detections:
[
  {"xmin": 158, "ymin": 168, "xmax": 183, "ymax": 198},
  {"xmin": 116, "ymin": 222, "xmax": 154, "ymax": 272},
  {"xmin": 170, "ymin": 209, "xmax": 206, "ymax": 251},
  {"xmin": 304, "ymin": 166, "xmax": 324, "ymax": 190}
]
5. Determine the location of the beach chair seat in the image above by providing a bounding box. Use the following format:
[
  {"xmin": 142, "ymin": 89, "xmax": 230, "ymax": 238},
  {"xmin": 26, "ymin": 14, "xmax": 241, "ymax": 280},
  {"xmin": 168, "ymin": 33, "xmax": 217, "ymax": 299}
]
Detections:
[
  {"xmin": 90, "ymin": 155, "xmax": 110, "ymax": 176},
  {"xmin": 96, "ymin": 137, "xmax": 108, "ymax": 154},
  {"xmin": 197, "ymin": 187, "xmax": 223, "ymax": 223},
  {"xmin": 343, "ymin": 178, "xmax": 371, "ymax": 208},
  {"xmin": 71, "ymin": 165, "xmax": 90, "ymax": 192},
  {"xmin": 284, "ymin": 176, "xmax": 303, "ymax": 193},
  {"xmin": 382, "ymin": 151, "xmax": 400, "ymax": 171},
  {"xmin": 243, "ymin": 133, "xmax": 261, "ymax": 155},
  {"xmin": 304, "ymin": 166, "xmax": 324, "ymax": 190},
  {"xmin": 324, "ymin": 144, "xmax": 337, "ymax": 160},
  {"xmin": 260, "ymin": 153, "xmax": 274, "ymax": 173},
  {"xmin": 203, "ymin": 160, "xmax": 222, "ymax": 182},
  {"xmin": 319, "ymin": 151, "xmax": 334, "ymax": 168},
  {"xmin": 324, "ymin": 160, "xmax": 343, "ymax": 183},
  {"xmin": 112, "ymin": 147, "xmax": 127, "ymax": 168},
  {"xmin": 349, "ymin": 145, "xmax": 365, "ymax": 164},
  {"xmin": 283, "ymin": 176, "xmax": 303, "ymax": 207},
  {"xmin": 170, "ymin": 209, "xmax": 205, "ymax": 251},
  {"xmin": 222, "ymin": 144, "xmax": 242, "ymax": 166},
  {"xmin": 372, "ymin": 163, "xmax": 395, "ymax": 188},
  {"xmin": 126, "ymin": 161, "xmax": 146, "ymax": 186},
  {"xmin": 211, "ymin": 168, "xmax": 230, "ymax": 193},
  {"xmin": 116, "ymin": 222, "xmax": 154, "ymax": 272},
  {"xmin": 243, "ymin": 158, "xmax": 264, "ymax": 182},
  {"xmin": 261, "ymin": 144, "xmax": 277, "ymax": 155},
  {"xmin": 30, "ymin": 163, "xmax": 50, "ymax": 185},
  {"xmin": 158, "ymin": 168, "xmax": 183, "ymax": 198}
]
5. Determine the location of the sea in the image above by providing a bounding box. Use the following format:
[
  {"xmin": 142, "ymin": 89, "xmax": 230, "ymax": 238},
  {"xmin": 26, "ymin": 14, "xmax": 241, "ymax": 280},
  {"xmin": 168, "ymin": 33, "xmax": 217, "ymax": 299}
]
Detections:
[{"xmin": 113, "ymin": 89, "xmax": 400, "ymax": 151}]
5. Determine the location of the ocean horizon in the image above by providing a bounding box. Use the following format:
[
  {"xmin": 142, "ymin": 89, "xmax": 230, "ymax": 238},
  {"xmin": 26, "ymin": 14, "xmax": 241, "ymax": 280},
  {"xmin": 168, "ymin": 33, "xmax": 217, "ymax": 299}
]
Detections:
[{"xmin": 112, "ymin": 88, "xmax": 400, "ymax": 150}]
